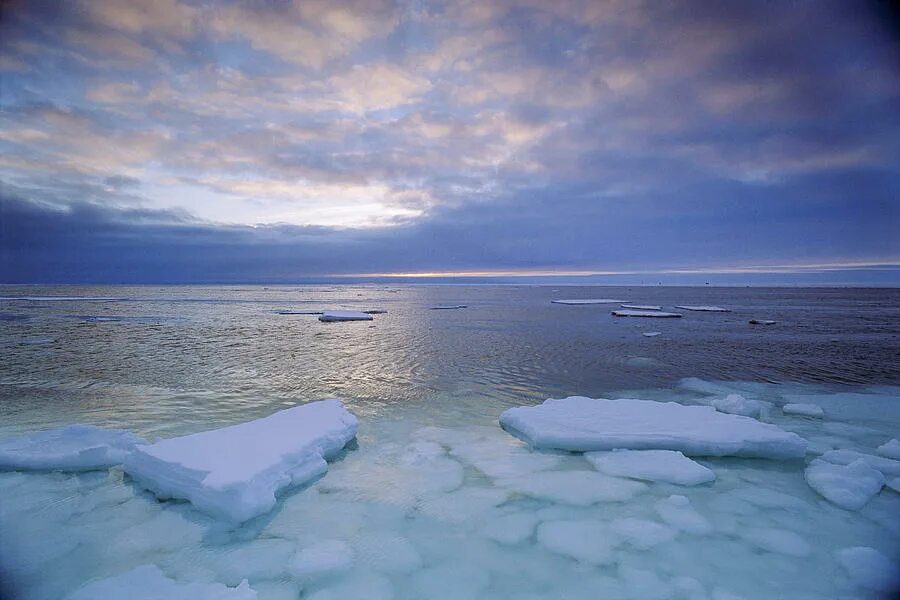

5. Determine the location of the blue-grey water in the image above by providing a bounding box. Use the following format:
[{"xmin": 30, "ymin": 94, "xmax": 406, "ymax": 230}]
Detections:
[{"xmin": 1, "ymin": 285, "xmax": 899, "ymax": 599}]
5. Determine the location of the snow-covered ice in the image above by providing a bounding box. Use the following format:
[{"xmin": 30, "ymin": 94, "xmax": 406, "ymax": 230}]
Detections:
[
  {"xmin": 318, "ymin": 311, "xmax": 374, "ymax": 322},
  {"xmin": 710, "ymin": 393, "xmax": 762, "ymax": 418},
  {"xmin": 877, "ymin": 438, "xmax": 900, "ymax": 460},
  {"xmin": 124, "ymin": 400, "xmax": 358, "ymax": 523},
  {"xmin": 500, "ymin": 396, "xmax": 807, "ymax": 458},
  {"xmin": 585, "ymin": 450, "xmax": 715, "ymax": 485},
  {"xmin": 804, "ymin": 458, "xmax": 885, "ymax": 510},
  {"xmin": 66, "ymin": 565, "xmax": 257, "ymax": 600},
  {"xmin": 551, "ymin": 298, "xmax": 627, "ymax": 305},
  {"xmin": 674, "ymin": 305, "xmax": 730, "ymax": 312},
  {"xmin": 621, "ymin": 304, "xmax": 662, "ymax": 310},
  {"xmin": 836, "ymin": 547, "xmax": 899, "ymax": 592},
  {"xmin": 612, "ymin": 309, "xmax": 683, "ymax": 318},
  {"xmin": 0, "ymin": 425, "xmax": 144, "ymax": 472},
  {"xmin": 783, "ymin": 403, "xmax": 824, "ymax": 418}
]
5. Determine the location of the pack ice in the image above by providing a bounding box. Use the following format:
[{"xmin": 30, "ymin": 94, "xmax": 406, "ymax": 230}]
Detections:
[
  {"xmin": 124, "ymin": 400, "xmax": 358, "ymax": 523},
  {"xmin": 66, "ymin": 565, "xmax": 257, "ymax": 600},
  {"xmin": 500, "ymin": 396, "xmax": 807, "ymax": 458},
  {"xmin": 0, "ymin": 425, "xmax": 144, "ymax": 471}
]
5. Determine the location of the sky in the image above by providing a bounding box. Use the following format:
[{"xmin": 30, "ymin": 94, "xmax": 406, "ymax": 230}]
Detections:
[{"xmin": 0, "ymin": 0, "xmax": 898, "ymax": 284}]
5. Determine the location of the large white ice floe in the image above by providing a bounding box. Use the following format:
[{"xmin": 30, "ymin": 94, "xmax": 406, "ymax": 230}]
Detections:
[
  {"xmin": 836, "ymin": 546, "xmax": 900, "ymax": 592},
  {"xmin": 674, "ymin": 305, "xmax": 730, "ymax": 312},
  {"xmin": 551, "ymin": 298, "xmax": 627, "ymax": 305},
  {"xmin": 612, "ymin": 309, "xmax": 682, "ymax": 318},
  {"xmin": 318, "ymin": 310, "xmax": 373, "ymax": 322},
  {"xmin": 66, "ymin": 565, "xmax": 257, "ymax": 600},
  {"xmin": 0, "ymin": 425, "xmax": 144, "ymax": 472},
  {"xmin": 123, "ymin": 400, "xmax": 358, "ymax": 523},
  {"xmin": 709, "ymin": 393, "xmax": 762, "ymax": 418},
  {"xmin": 500, "ymin": 396, "xmax": 807, "ymax": 458},
  {"xmin": 877, "ymin": 438, "xmax": 900, "ymax": 460},
  {"xmin": 782, "ymin": 403, "xmax": 824, "ymax": 418},
  {"xmin": 585, "ymin": 449, "xmax": 715, "ymax": 485},
  {"xmin": 804, "ymin": 458, "xmax": 885, "ymax": 510}
]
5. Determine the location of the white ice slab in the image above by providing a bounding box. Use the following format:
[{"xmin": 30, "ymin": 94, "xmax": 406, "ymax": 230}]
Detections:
[
  {"xmin": 318, "ymin": 311, "xmax": 373, "ymax": 322},
  {"xmin": 804, "ymin": 458, "xmax": 884, "ymax": 510},
  {"xmin": 674, "ymin": 305, "xmax": 730, "ymax": 312},
  {"xmin": 0, "ymin": 425, "xmax": 144, "ymax": 472},
  {"xmin": 877, "ymin": 438, "xmax": 900, "ymax": 460},
  {"xmin": 124, "ymin": 400, "xmax": 358, "ymax": 523},
  {"xmin": 429, "ymin": 305, "xmax": 467, "ymax": 310},
  {"xmin": 67, "ymin": 565, "xmax": 256, "ymax": 600},
  {"xmin": 612, "ymin": 310, "xmax": 682, "ymax": 318},
  {"xmin": 621, "ymin": 304, "xmax": 662, "ymax": 310},
  {"xmin": 783, "ymin": 403, "xmax": 824, "ymax": 418},
  {"xmin": 551, "ymin": 299, "xmax": 628, "ymax": 305},
  {"xmin": 500, "ymin": 396, "xmax": 807, "ymax": 458},
  {"xmin": 710, "ymin": 393, "xmax": 762, "ymax": 418},
  {"xmin": 585, "ymin": 449, "xmax": 715, "ymax": 485},
  {"xmin": 836, "ymin": 547, "xmax": 900, "ymax": 592},
  {"xmin": 819, "ymin": 449, "xmax": 900, "ymax": 476}
]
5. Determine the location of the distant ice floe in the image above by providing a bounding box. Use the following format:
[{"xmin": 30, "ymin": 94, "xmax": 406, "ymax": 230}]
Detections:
[
  {"xmin": 0, "ymin": 425, "xmax": 144, "ymax": 472},
  {"xmin": 0, "ymin": 296, "xmax": 126, "ymax": 302},
  {"xmin": 318, "ymin": 311, "xmax": 374, "ymax": 322},
  {"xmin": 804, "ymin": 459, "xmax": 885, "ymax": 510},
  {"xmin": 642, "ymin": 331, "xmax": 662, "ymax": 337},
  {"xmin": 612, "ymin": 309, "xmax": 682, "ymax": 318},
  {"xmin": 674, "ymin": 305, "xmax": 731, "ymax": 312},
  {"xmin": 551, "ymin": 299, "xmax": 628, "ymax": 305},
  {"xmin": 585, "ymin": 450, "xmax": 715, "ymax": 485},
  {"xmin": 276, "ymin": 309, "xmax": 324, "ymax": 315},
  {"xmin": 836, "ymin": 547, "xmax": 900, "ymax": 592},
  {"xmin": 783, "ymin": 403, "xmax": 824, "ymax": 418},
  {"xmin": 363, "ymin": 309, "xmax": 388, "ymax": 314},
  {"xmin": 66, "ymin": 565, "xmax": 257, "ymax": 600},
  {"xmin": 500, "ymin": 396, "xmax": 807, "ymax": 458},
  {"xmin": 749, "ymin": 319, "xmax": 776, "ymax": 325},
  {"xmin": 621, "ymin": 304, "xmax": 662, "ymax": 310},
  {"xmin": 124, "ymin": 400, "xmax": 357, "ymax": 523},
  {"xmin": 710, "ymin": 393, "xmax": 762, "ymax": 418},
  {"xmin": 878, "ymin": 438, "xmax": 900, "ymax": 460},
  {"xmin": 429, "ymin": 305, "xmax": 467, "ymax": 310}
]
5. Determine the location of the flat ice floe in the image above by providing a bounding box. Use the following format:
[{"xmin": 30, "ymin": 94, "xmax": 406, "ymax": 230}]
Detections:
[
  {"xmin": 318, "ymin": 310, "xmax": 374, "ymax": 322},
  {"xmin": 674, "ymin": 305, "xmax": 730, "ymax": 312},
  {"xmin": 783, "ymin": 402, "xmax": 824, "ymax": 418},
  {"xmin": 551, "ymin": 298, "xmax": 627, "ymax": 305},
  {"xmin": 124, "ymin": 400, "xmax": 358, "ymax": 523},
  {"xmin": 66, "ymin": 565, "xmax": 256, "ymax": 600},
  {"xmin": 500, "ymin": 396, "xmax": 807, "ymax": 458},
  {"xmin": 612, "ymin": 309, "xmax": 682, "ymax": 318},
  {"xmin": 804, "ymin": 458, "xmax": 885, "ymax": 510},
  {"xmin": 621, "ymin": 304, "xmax": 662, "ymax": 310},
  {"xmin": 710, "ymin": 393, "xmax": 762, "ymax": 418},
  {"xmin": 585, "ymin": 450, "xmax": 715, "ymax": 485},
  {"xmin": 0, "ymin": 425, "xmax": 144, "ymax": 471}
]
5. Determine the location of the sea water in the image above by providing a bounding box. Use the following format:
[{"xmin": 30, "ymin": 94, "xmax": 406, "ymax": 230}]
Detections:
[{"xmin": 0, "ymin": 285, "xmax": 898, "ymax": 598}]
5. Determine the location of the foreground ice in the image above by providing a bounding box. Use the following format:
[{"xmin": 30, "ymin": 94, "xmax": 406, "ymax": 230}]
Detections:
[
  {"xmin": 67, "ymin": 565, "xmax": 257, "ymax": 600},
  {"xmin": 783, "ymin": 403, "xmax": 824, "ymax": 418},
  {"xmin": 674, "ymin": 305, "xmax": 730, "ymax": 312},
  {"xmin": 551, "ymin": 298, "xmax": 627, "ymax": 304},
  {"xmin": 612, "ymin": 309, "xmax": 682, "ymax": 318},
  {"xmin": 318, "ymin": 311, "xmax": 373, "ymax": 322},
  {"xmin": 0, "ymin": 425, "xmax": 144, "ymax": 472},
  {"xmin": 586, "ymin": 450, "xmax": 715, "ymax": 485},
  {"xmin": 804, "ymin": 459, "xmax": 885, "ymax": 510},
  {"xmin": 124, "ymin": 400, "xmax": 358, "ymax": 523},
  {"xmin": 500, "ymin": 396, "xmax": 807, "ymax": 458},
  {"xmin": 709, "ymin": 393, "xmax": 762, "ymax": 418}
]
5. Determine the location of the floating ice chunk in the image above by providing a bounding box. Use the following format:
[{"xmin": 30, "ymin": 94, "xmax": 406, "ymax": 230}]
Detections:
[
  {"xmin": 551, "ymin": 298, "xmax": 628, "ymax": 305},
  {"xmin": 481, "ymin": 511, "xmax": 539, "ymax": 545},
  {"xmin": 289, "ymin": 540, "xmax": 354, "ymax": 581},
  {"xmin": 124, "ymin": 400, "xmax": 357, "ymax": 523},
  {"xmin": 674, "ymin": 305, "xmax": 730, "ymax": 312},
  {"xmin": 820, "ymin": 449, "xmax": 900, "ymax": 476},
  {"xmin": 804, "ymin": 458, "xmax": 884, "ymax": 510},
  {"xmin": 499, "ymin": 470, "xmax": 646, "ymax": 505},
  {"xmin": 418, "ymin": 487, "xmax": 510, "ymax": 523},
  {"xmin": 783, "ymin": 403, "xmax": 824, "ymax": 418},
  {"xmin": 642, "ymin": 331, "xmax": 662, "ymax": 337},
  {"xmin": 654, "ymin": 495, "xmax": 713, "ymax": 534},
  {"xmin": 318, "ymin": 311, "xmax": 373, "ymax": 322},
  {"xmin": 585, "ymin": 450, "xmax": 715, "ymax": 485},
  {"xmin": 621, "ymin": 304, "xmax": 662, "ymax": 310},
  {"xmin": 836, "ymin": 546, "xmax": 900, "ymax": 592},
  {"xmin": 877, "ymin": 438, "xmax": 900, "ymax": 460},
  {"xmin": 610, "ymin": 518, "xmax": 676, "ymax": 549},
  {"xmin": 66, "ymin": 565, "xmax": 256, "ymax": 600},
  {"xmin": 612, "ymin": 309, "xmax": 682, "ymax": 318},
  {"xmin": 536, "ymin": 520, "xmax": 620, "ymax": 564},
  {"xmin": 0, "ymin": 425, "xmax": 144, "ymax": 472},
  {"xmin": 741, "ymin": 527, "xmax": 811, "ymax": 557},
  {"xmin": 500, "ymin": 396, "xmax": 807, "ymax": 458},
  {"xmin": 749, "ymin": 319, "xmax": 776, "ymax": 325},
  {"xmin": 710, "ymin": 393, "xmax": 762, "ymax": 418},
  {"xmin": 429, "ymin": 305, "xmax": 467, "ymax": 310}
]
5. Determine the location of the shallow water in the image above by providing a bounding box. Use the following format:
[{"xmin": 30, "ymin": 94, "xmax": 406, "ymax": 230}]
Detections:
[{"xmin": 1, "ymin": 285, "xmax": 899, "ymax": 598}]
